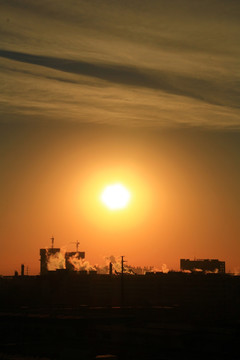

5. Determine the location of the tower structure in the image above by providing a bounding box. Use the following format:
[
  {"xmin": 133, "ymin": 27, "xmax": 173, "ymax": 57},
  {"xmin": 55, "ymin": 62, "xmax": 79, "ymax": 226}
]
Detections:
[
  {"xmin": 65, "ymin": 251, "xmax": 85, "ymax": 271},
  {"xmin": 40, "ymin": 237, "xmax": 61, "ymax": 275}
]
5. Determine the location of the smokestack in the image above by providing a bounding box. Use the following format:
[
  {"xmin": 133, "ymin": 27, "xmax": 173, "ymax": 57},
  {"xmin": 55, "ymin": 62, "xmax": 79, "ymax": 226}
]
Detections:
[
  {"xmin": 109, "ymin": 262, "xmax": 113, "ymax": 275},
  {"xmin": 21, "ymin": 264, "xmax": 24, "ymax": 276},
  {"xmin": 51, "ymin": 236, "xmax": 54, "ymax": 249}
]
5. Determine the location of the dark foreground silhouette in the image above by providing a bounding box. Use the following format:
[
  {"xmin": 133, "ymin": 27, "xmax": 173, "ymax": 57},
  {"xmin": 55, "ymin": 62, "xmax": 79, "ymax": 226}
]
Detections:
[{"xmin": 0, "ymin": 272, "xmax": 239, "ymax": 359}]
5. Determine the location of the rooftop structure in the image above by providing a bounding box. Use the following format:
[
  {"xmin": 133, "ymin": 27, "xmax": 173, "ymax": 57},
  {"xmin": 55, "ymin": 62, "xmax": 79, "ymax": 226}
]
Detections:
[
  {"xmin": 180, "ymin": 258, "xmax": 225, "ymax": 273},
  {"xmin": 40, "ymin": 238, "xmax": 85, "ymax": 274},
  {"xmin": 65, "ymin": 251, "xmax": 85, "ymax": 271}
]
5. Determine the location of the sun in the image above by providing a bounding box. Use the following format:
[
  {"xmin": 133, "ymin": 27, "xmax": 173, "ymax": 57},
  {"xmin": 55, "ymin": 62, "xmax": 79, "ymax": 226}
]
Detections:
[{"xmin": 101, "ymin": 183, "xmax": 131, "ymax": 210}]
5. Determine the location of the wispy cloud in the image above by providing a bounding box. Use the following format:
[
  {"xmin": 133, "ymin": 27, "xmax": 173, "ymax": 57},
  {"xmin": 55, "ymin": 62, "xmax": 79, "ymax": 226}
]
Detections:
[
  {"xmin": 0, "ymin": 0, "xmax": 239, "ymax": 128},
  {"xmin": 1, "ymin": 49, "xmax": 239, "ymax": 109}
]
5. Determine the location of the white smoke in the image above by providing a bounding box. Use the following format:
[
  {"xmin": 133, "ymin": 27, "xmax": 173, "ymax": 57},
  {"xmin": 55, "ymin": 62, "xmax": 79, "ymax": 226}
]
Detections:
[
  {"xmin": 46, "ymin": 249, "xmax": 171, "ymax": 275},
  {"xmin": 182, "ymin": 268, "xmax": 220, "ymax": 274},
  {"xmin": 205, "ymin": 269, "xmax": 219, "ymax": 274},
  {"xmin": 46, "ymin": 247, "xmax": 96, "ymax": 272},
  {"xmin": 233, "ymin": 268, "xmax": 240, "ymax": 276},
  {"xmin": 47, "ymin": 251, "xmax": 65, "ymax": 271},
  {"xmin": 193, "ymin": 268, "xmax": 203, "ymax": 272},
  {"xmin": 104, "ymin": 255, "xmax": 122, "ymax": 273},
  {"xmin": 68, "ymin": 254, "xmax": 96, "ymax": 271},
  {"xmin": 161, "ymin": 264, "xmax": 169, "ymax": 273},
  {"xmin": 103, "ymin": 257, "xmax": 171, "ymax": 275},
  {"xmin": 104, "ymin": 255, "xmax": 135, "ymax": 275}
]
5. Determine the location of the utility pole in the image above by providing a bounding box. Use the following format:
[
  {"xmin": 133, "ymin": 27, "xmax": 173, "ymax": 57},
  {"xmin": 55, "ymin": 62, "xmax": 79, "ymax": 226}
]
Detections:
[
  {"xmin": 51, "ymin": 236, "xmax": 54, "ymax": 249},
  {"xmin": 121, "ymin": 256, "xmax": 126, "ymax": 307},
  {"xmin": 76, "ymin": 241, "xmax": 80, "ymax": 252}
]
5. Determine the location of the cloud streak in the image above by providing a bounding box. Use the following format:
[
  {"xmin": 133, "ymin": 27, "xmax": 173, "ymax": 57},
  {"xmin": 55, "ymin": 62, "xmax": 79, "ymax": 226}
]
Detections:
[
  {"xmin": 1, "ymin": 49, "xmax": 239, "ymax": 109},
  {"xmin": 0, "ymin": 0, "xmax": 240, "ymax": 128}
]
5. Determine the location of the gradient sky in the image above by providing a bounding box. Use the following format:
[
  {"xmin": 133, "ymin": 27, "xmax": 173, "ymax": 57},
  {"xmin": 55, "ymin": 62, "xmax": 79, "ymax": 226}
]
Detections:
[{"xmin": 0, "ymin": 0, "xmax": 240, "ymax": 275}]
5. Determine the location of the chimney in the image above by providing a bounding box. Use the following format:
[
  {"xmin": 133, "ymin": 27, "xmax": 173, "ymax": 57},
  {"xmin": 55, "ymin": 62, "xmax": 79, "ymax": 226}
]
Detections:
[
  {"xmin": 109, "ymin": 262, "xmax": 113, "ymax": 275},
  {"xmin": 21, "ymin": 264, "xmax": 25, "ymax": 276}
]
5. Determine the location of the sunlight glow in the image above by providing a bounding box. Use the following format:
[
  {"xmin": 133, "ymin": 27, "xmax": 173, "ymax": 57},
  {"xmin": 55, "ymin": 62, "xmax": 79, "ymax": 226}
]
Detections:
[{"xmin": 101, "ymin": 183, "xmax": 131, "ymax": 210}]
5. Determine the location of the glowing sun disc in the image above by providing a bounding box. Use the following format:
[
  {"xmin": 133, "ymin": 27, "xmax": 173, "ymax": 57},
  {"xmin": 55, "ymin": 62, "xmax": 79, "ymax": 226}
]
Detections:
[{"xmin": 101, "ymin": 183, "xmax": 131, "ymax": 210}]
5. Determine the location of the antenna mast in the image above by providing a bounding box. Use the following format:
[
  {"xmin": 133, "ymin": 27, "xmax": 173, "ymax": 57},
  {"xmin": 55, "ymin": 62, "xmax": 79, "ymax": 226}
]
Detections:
[{"xmin": 51, "ymin": 236, "xmax": 54, "ymax": 249}]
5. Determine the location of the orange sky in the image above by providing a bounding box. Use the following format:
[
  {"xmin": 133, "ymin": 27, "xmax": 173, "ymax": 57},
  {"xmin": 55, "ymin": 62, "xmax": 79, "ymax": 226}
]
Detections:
[
  {"xmin": 0, "ymin": 1, "xmax": 240, "ymax": 275},
  {"xmin": 1, "ymin": 123, "xmax": 240, "ymax": 275}
]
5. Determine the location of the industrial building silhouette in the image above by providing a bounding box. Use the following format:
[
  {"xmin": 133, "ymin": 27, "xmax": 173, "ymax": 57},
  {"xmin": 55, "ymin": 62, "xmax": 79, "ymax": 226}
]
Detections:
[
  {"xmin": 40, "ymin": 238, "xmax": 226, "ymax": 276},
  {"xmin": 180, "ymin": 258, "xmax": 225, "ymax": 273},
  {"xmin": 40, "ymin": 237, "xmax": 85, "ymax": 275},
  {"xmin": 1, "ymin": 239, "xmax": 239, "ymax": 360}
]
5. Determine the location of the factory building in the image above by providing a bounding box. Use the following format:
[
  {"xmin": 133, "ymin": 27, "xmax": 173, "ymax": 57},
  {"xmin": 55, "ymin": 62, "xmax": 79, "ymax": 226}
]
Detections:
[
  {"xmin": 40, "ymin": 238, "xmax": 85, "ymax": 275},
  {"xmin": 180, "ymin": 259, "xmax": 225, "ymax": 273},
  {"xmin": 40, "ymin": 248, "xmax": 61, "ymax": 275},
  {"xmin": 65, "ymin": 251, "xmax": 85, "ymax": 271},
  {"xmin": 65, "ymin": 240, "xmax": 85, "ymax": 271},
  {"xmin": 40, "ymin": 237, "xmax": 61, "ymax": 275}
]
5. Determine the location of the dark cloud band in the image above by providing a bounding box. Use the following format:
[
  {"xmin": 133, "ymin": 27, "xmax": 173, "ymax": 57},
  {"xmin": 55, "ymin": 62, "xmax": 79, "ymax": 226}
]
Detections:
[{"xmin": 1, "ymin": 49, "xmax": 238, "ymax": 108}]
